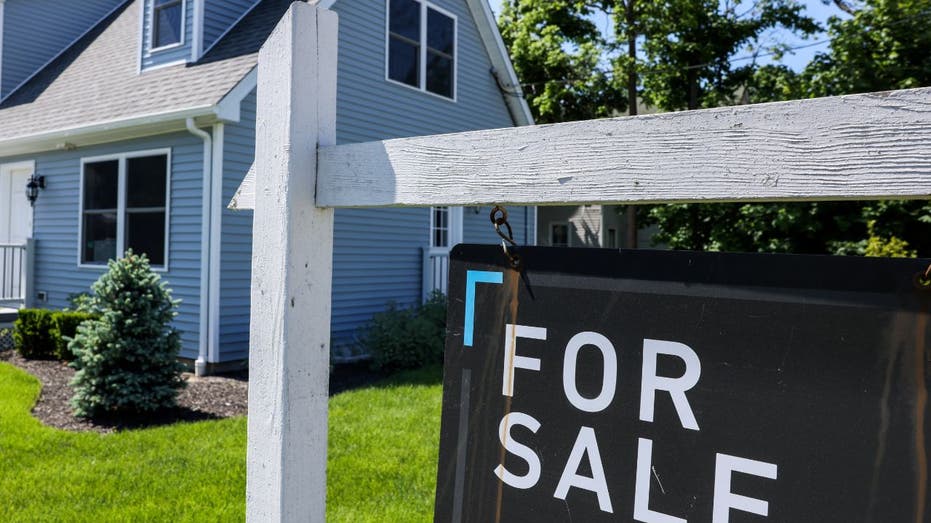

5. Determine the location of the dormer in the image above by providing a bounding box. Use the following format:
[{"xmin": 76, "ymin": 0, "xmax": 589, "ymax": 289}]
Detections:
[
  {"xmin": 139, "ymin": 0, "xmax": 257, "ymax": 71},
  {"xmin": 0, "ymin": 0, "xmax": 123, "ymax": 99}
]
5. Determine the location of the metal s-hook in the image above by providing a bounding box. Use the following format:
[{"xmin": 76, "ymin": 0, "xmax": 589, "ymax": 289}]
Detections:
[{"xmin": 490, "ymin": 205, "xmax": 522, "ymax": 271}]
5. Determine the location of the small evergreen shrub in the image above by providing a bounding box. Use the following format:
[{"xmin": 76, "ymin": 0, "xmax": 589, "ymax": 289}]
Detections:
[
  {"xmin": 50, "ymin": 312, "xmax": 97, "ymax": 361},
  {"xmin": 12, "ymin": 309, "xmax": 56, "ymax": 359},
  {"xmin": 69, "ymin": 251, "xmax": 186, "ymax": 418},
  {"xmin": 363, "ymin": 292, "xmax": 447, "ymax": 372}
]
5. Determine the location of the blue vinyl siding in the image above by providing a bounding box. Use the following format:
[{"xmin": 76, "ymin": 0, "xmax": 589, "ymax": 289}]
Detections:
[
  {"xmin": 326, "ymin": 0, "xmax": 520, "ymax": 353},
  {"xmin": 214, "ymin": 0, "xmax": 523, "ymax": 360},
  {"xmin": 462, "ymin": 206, "xmax": 531, "ymax": 245},
  {"xmin": 219, "ymin": 90, "xmax": 256, "ymax": 362},
  {"xmin": 140, "ymin": 0, "xmax": 195, "ymax": 69},
  {"xmin": 203, "ymin": 0, "xmax": 255, "ymax": 52},
  {"xmin": 2, "ymin": 133, "xmax": 205, "ymax": 360},
  {"xmin": 1, "ymin": 0, "xmax": 122, "ymax": 97}
]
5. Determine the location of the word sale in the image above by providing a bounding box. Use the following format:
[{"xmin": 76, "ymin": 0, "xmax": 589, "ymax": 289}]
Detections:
[{"xmin": 492, "ymin": 325, "xmax": 779, "ymax": 523}]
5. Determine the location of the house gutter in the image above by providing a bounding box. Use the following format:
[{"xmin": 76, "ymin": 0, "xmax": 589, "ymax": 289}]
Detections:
[{"xmin": 186, "ymin": 118, "xmax": 212, "ymax": 377}]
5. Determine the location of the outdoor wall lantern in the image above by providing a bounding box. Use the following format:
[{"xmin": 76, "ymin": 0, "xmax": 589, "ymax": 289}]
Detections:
[{"xmin": 25, "ymin": 175, "xmax": 46, "ymax": 207}]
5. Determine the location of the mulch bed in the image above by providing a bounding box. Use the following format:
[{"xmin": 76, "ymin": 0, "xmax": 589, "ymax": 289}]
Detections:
[
  {"xmin": 0, "ymin": 350, "xmax": 248, "ymax": 434},
  {"xmin": 0, "ymin": 350, "xmax": 382, "ymax": 435}
]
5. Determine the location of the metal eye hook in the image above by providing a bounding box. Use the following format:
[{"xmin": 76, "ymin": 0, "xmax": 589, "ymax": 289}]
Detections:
[{"xmin": 490, "ymin": 205, "xmax": 522, "ymax": 271}]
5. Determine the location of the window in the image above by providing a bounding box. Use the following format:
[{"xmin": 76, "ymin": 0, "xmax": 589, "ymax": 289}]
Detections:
[
  {"xmin": 152, "ymin": 0, "xmax": 184, "ymax": 50},
  {"xmin": 606, "ymin": 228, "xmax": 617, "ymax": 248},
  {"xmin": 387, "ymin": 0, "xmax": 456, "ymax": 99},
  {"xmin": 80, "ymin": 151, "xmax": 169, "ymax": 269},
  {"xmin": 431, "ymin": 206, "xmax": 449, "ymax": 248},
  {"xmin": 551, "ymin": 223, "xmax": 569, "ymax": 247}
]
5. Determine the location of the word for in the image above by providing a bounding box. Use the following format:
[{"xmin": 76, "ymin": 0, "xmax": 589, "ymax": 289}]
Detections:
[{"xmin": 493, "ymin": 325, "xmax": 778, "ymax": 523}]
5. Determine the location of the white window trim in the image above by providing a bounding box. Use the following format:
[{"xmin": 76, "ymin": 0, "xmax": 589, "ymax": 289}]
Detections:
[
  {"xmin": 384, "ymin": 0, "xmax": 458, "ymax": 102},
  {"xmin": 77, "ymin": 148, "xmax": 172, "ymax": 272},
  {"xmin": 428, "ymin": 206, "xmax": 463, "ymax": 249},
  {"xmin": 549, "ymin": 221, "xmax": 571, "ymax": 247},
  {"xmin": 429, "ymin": 205, "xmax": 450, "ymax": 249},
  {"xmin": 148, "ymin": 0, "xmax": 187, "ymax": 54}
]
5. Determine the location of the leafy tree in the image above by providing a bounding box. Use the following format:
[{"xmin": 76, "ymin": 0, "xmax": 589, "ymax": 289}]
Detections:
[
  {"xmin": 642, "ymin": 0, "xmax": 931, "ymax": 255},
  {"xmin": 804, "ymin": 0, "xmax": 931, "ymax": 96},
  {"xmin": 638, "ymin": 0, "xmax": 818, "ymax": 110},
  {"xmin": 70, "ymin": 251, "xmax": 185, "ymax": 418},
  {"xmin": 498, "ymin": 0, "xmax": 625, "ymax": 123}
]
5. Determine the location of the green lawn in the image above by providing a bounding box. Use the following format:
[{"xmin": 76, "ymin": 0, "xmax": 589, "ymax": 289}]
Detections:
[{"xmin": 0, "ymin": 362, "xmax": 443, "ymax": 522}]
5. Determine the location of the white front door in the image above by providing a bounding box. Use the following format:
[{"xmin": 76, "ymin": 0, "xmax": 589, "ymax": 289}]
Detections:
[
  {"xmin": 0, "ymin": 162, "xmax": 34, "ymax": 303},
  {"xmin": 0, "ymin": 162, "xmax": 34, "ymax": 244}
]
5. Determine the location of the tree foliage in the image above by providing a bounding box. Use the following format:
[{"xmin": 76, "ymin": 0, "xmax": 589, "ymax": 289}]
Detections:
[
  {"xmin": 501, "ymin": 0, "xmax": 931, "ymax": 255},
  {"xmin": 641, "ymin": 0, "xmax": 931, "ymax": 255}
]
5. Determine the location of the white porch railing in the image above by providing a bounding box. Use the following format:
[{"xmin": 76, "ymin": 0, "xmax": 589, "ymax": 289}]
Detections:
[
  {"xmin": 422, "ymin": 247, "xmax": 449, "ymax": 301},
  {"xmin": 0, "ymin": 240, "xmax": 33, "ymax": 308}
]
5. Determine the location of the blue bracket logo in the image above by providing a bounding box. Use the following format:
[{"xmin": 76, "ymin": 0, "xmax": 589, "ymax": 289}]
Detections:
[{"xmin": 464, "ymin": 270, "xmax": 503, "ymax": 347}]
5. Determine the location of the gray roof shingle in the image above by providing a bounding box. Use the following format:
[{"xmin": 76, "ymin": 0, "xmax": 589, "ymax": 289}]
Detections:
[{"xmin": 0, "ymin": 0, "xmax": 300, "ymax": 143}]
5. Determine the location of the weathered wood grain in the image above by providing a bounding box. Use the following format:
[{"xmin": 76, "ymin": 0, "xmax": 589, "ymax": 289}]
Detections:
[
  {"xmin": 309, "ymin": 87, "xmax": 931, "ymax": 208},
  {"xmin": 246, "ymin": 5, "xmax": 336, "ymax": 522}
]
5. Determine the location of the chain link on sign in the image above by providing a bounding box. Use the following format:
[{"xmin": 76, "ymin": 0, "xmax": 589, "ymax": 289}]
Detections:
[{"xmin": 490, "ymin": 205, "xmax": 523, "ymax": 271}]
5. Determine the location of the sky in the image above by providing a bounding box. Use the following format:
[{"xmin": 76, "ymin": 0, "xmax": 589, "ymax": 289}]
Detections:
[{"xmin": 486, "ymin": 0, "xmax": 849, "ymax": 72}]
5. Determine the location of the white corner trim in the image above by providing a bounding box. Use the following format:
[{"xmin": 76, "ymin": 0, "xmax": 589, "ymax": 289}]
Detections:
[
  {"xmin": 199, "ymin": 0, "xmax": 262, "ymax": 58},
  {"xmin": 216, "ymin": 67, "xmax": 257, "ymax": 122},
  {"xmin": 191, "ymin": 0, "xmax": 204, "ymax": 61},
  {"xmin": 208, "ymin": 123, "xmax": 224, "ymax": 364},
  {"xmin": 1, "ymin": 0, "xmax": 131, "ymax": 103},
  {"xmin": 136, "ymin": 0, "xmax": 145, "ymax": 74},
  {"xmin": 463, "ymin": 0, "xmax": 534, "ymax": 127}
]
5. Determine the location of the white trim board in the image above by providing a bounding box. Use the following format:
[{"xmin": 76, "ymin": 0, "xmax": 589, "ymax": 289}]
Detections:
[
  {"xmin": 208, "ymin": 123, "xmax": 224, "ymax": 364},
  {"xmin": 216, "ymin": 67, "xmax": 257, "ymax": 122}
]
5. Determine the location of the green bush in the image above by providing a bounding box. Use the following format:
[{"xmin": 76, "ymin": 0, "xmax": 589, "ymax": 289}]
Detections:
[
  {"xmin": 69, "ymin": 251, "xmax": 186, "ymax": 418},
  {"xmin": 50, "ymin": 312, "xmax": 96, "ymax": 361},
  {"xmin": 363, "ymin": 292, "xmax": 447, "ymax": 372},
  {"xmin": 12, "ymin": 309, "xmax": 56, "ymax": 359}
]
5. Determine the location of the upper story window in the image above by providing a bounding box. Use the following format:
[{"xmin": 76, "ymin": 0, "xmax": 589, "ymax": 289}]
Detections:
[
  {"xmin": 387, "ymin": 0, "xmax": 456, "ymax": 100},
  {"xmin": 152, "ymin": 0, "xmax": 184, "ymax": 50},
  {"xmin": 80, "ymin": 151, "xmax": 170, "ymax": 269}
]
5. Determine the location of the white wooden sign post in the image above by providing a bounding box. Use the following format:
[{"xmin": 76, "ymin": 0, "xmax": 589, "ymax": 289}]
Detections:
[{"xmin": 243, "ymin": 3, "xmax": 931, "ymax": 521}]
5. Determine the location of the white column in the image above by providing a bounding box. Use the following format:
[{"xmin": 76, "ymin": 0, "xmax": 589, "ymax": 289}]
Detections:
[{"xmin": 246, "ymin": 3, "xmax": 338, "ymax": 522}]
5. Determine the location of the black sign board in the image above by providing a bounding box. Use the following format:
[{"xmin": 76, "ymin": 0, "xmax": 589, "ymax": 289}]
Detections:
[{"xmin": 434, "ymin": 245, "xmax": 931, "ymax": 523}]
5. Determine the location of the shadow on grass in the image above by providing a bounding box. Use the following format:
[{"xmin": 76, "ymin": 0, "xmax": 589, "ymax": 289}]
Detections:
[
  {"xmin": 82, "ymin": 407, "xmax": 223, "ymax": 431},
  {"xmin": 330, "ymin": 362, "xmax": 443, "ymax": 396}
]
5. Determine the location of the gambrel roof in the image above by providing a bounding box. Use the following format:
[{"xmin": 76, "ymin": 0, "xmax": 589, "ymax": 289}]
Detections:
[{"xmin": 0, "ymin": 0, "xmax": 531, "ymax": 156}]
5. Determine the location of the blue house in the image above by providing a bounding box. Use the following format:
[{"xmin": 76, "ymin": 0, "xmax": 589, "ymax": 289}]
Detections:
[{"xmin": 0, "ymin": 0, "xmax": 534, "ymax": 374}]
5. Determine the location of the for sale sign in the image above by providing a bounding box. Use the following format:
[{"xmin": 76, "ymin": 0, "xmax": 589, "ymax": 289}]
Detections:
[{"xmin": 434, "ymin": 246, "xmax": 931, "ymax": 523}]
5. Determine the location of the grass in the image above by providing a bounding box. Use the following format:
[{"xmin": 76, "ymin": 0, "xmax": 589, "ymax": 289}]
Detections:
[{"xmin": 0, "ymin": 362, "xmax": 443, "ymax": 522}]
